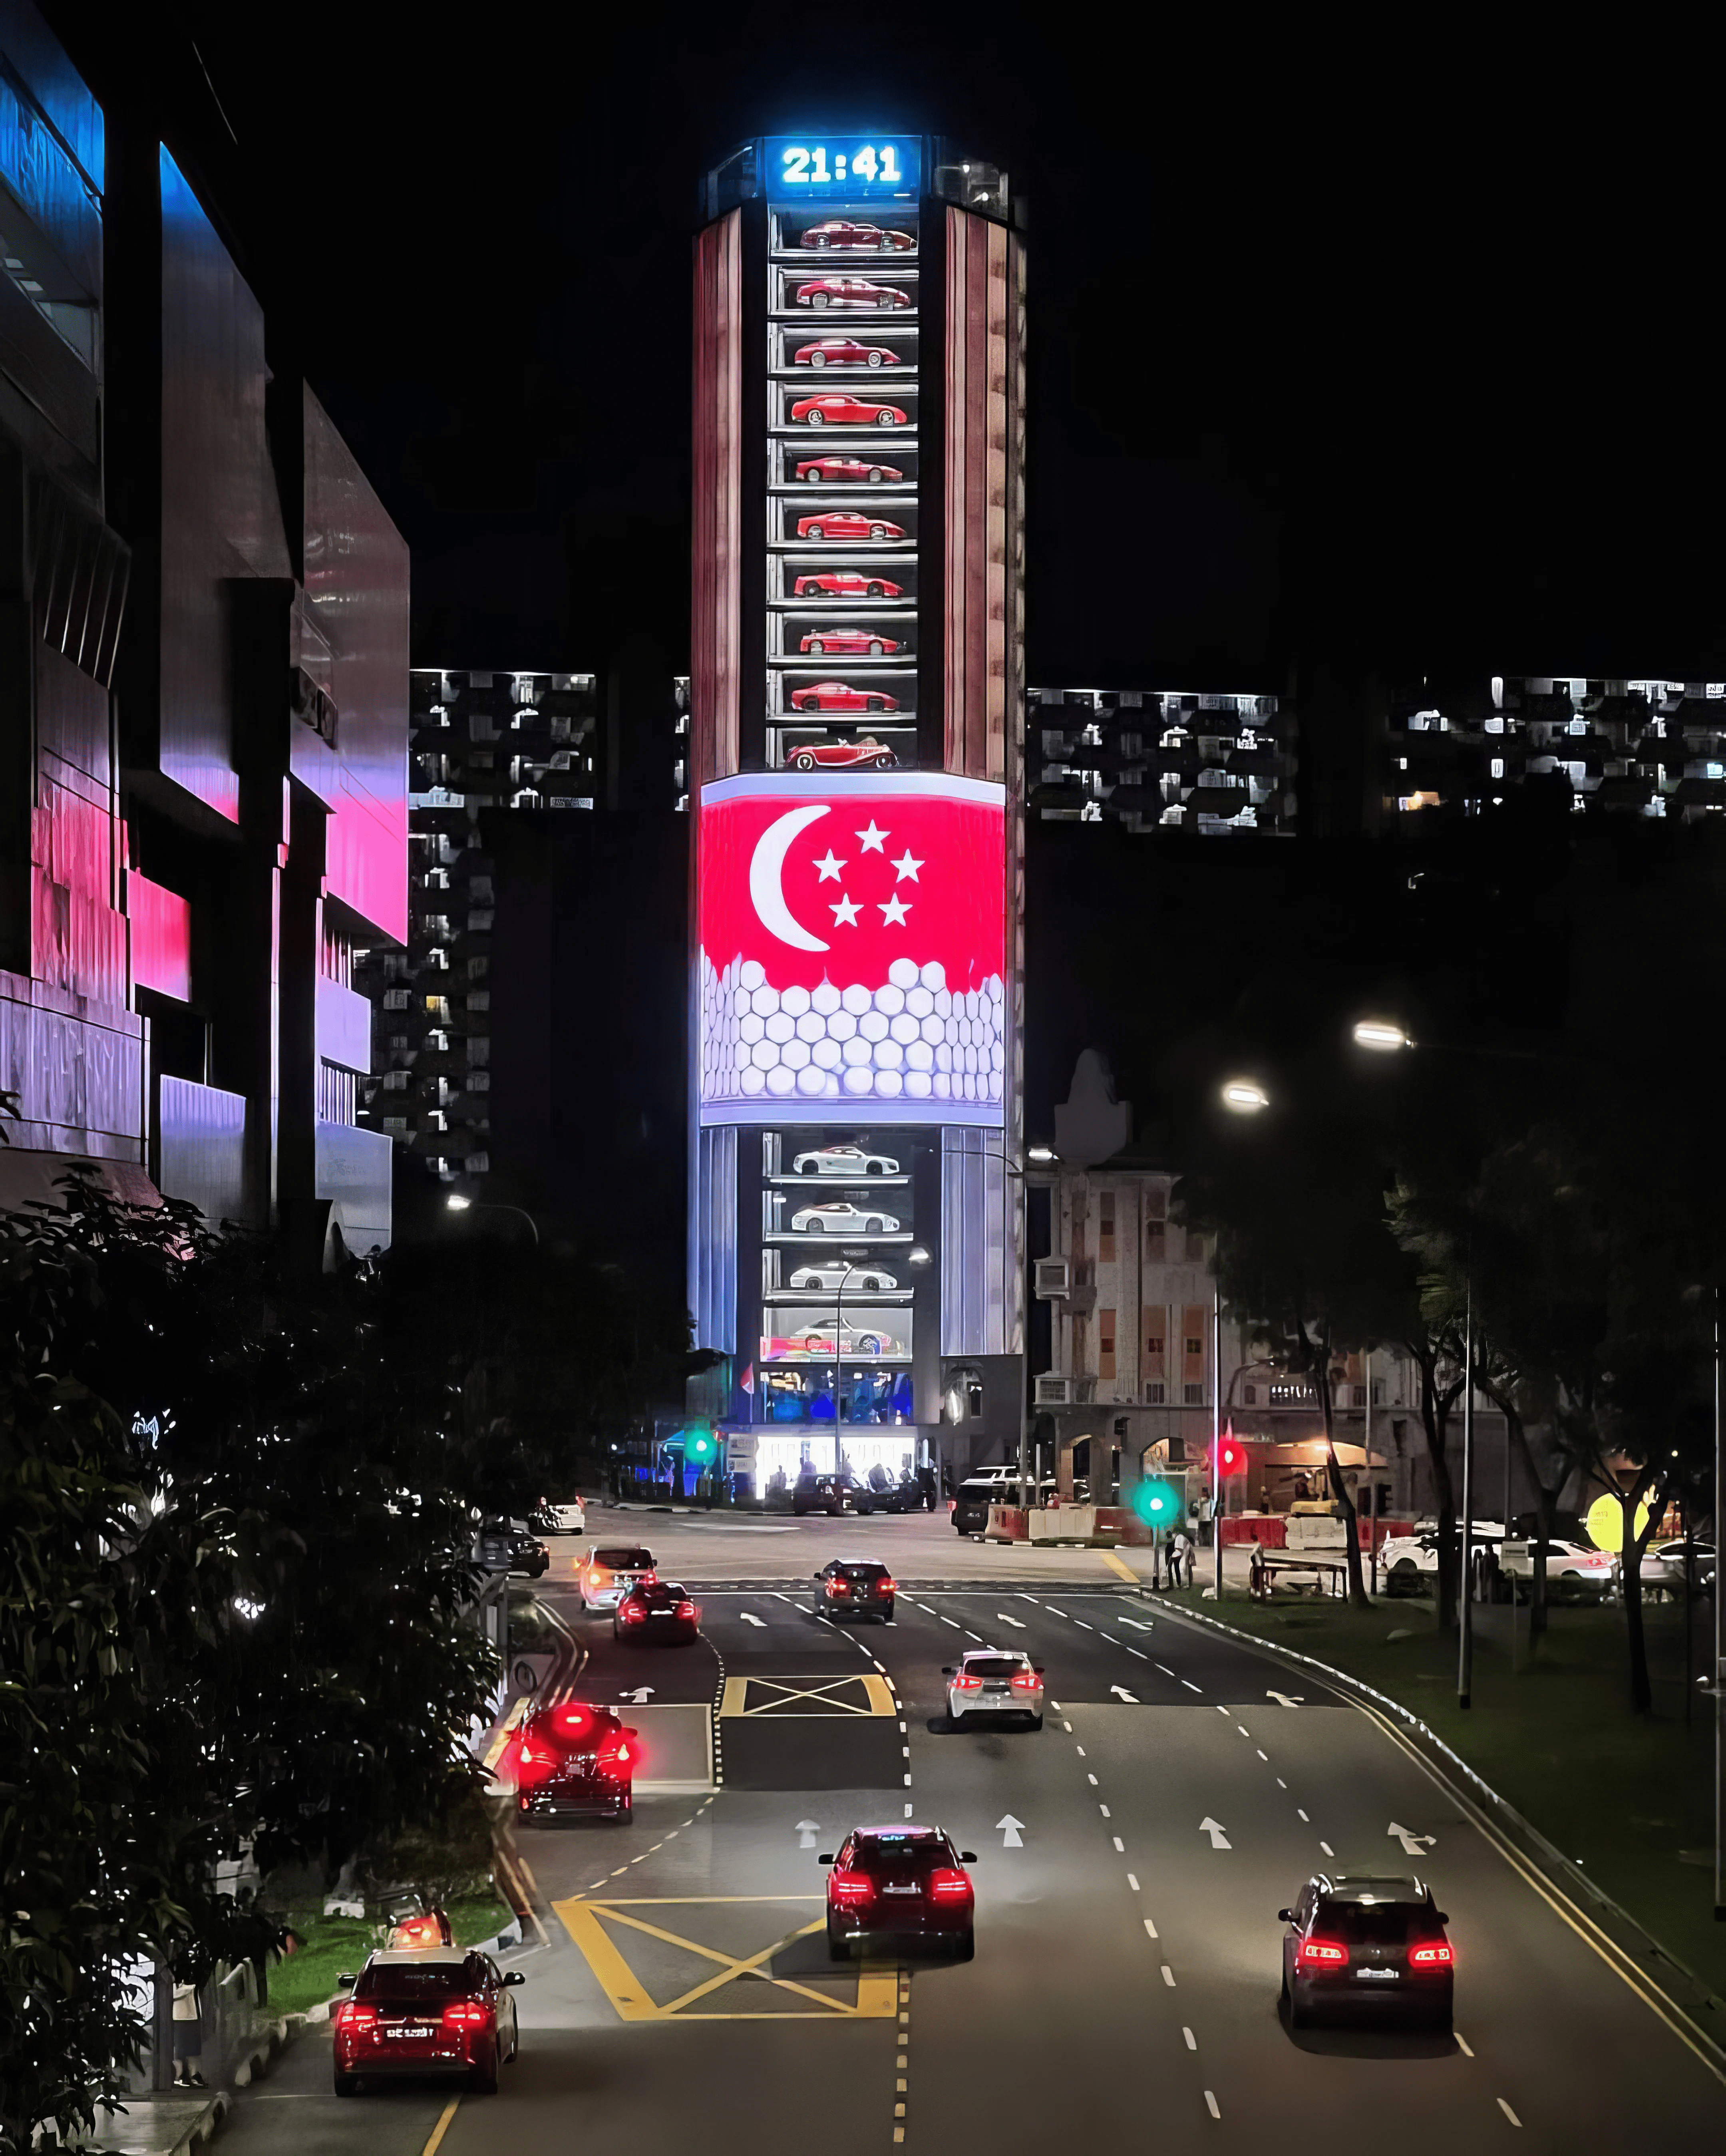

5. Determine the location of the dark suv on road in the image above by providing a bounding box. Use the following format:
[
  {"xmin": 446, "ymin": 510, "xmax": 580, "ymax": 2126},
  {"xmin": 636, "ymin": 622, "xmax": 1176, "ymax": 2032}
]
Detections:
[
  {"xmin": 1279, "ymin": 1872, "xmax": 1453, "ymax": 2033},
  {"xmin": 514, "ymin": 1701, "xmax": 638, "ymax": 1824}
]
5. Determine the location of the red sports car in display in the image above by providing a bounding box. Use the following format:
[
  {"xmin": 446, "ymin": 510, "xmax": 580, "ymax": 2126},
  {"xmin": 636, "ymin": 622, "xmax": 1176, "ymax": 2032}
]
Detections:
[
  {"xmin": 797, "ymin": 221, "xmax": 915, "ymax": 251},
  {"xmin": 789, "ymin": 682, "xmax": 899, "ymax": 714},
  {"xmin": 795, "ymin": 456, "xmax": 904, "ymax": 484},
  {"xmin": 798, "ymin": 630, "xmax": 902, "ymax": 656},
  {"xmin": 796, "ymin": 511, "xmax": 905, "ymax": 543},
  {"xmin": 793, "ymin": 338, "xmax": 900, "ymax": 368},
  {"xmin": 793, "ymin": 572, "xmax": 903, "ymax": 599},
  {"xmin": 794, "ymin": 278, "xmax": 911, "ymax": 311},
  {"xmin": 784, "ymin": 737, "xmax": 898, "ymax": 772},
  {"xmin": 790, "ymin": 394, "xmax": 907, "ymax": 429}
]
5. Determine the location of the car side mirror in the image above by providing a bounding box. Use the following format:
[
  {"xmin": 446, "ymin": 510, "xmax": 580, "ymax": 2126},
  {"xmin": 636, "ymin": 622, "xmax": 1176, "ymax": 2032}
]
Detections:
[
  {"xmin": 1276, "ymin": 1910, "xmax": 1294, "ymax": 1924},
  {"xmin": 336, "ymin": 1973, "xmax": 358, "ymax": 1988},
  {"xmin": 1032, "ymin": 1665, "xmax": 1045, "ymax": 1675},
  {"xmin": 624, "ymin": 1727, "xmax": 638, "ymax": 1738},
  {"xmin": 959, "ymin": 1851, "xmax": 978, "ymax": 1864},
  {"xmin": 1436, "ymin": 1912, "xmax": 1450, "ymax": 1925},
  {"xmin": 818, "ymin": 1854, "xmax": 835, "ymax": 1865},
  {"xmin": 503, "ymin": 1970, "xmax": 525, "ymax": 1987},
  {"xmin": 814, "ymin": 1571, "xmax": 824, "ymax": 1580},
  {"xmin": 941, "ymin": 1665, "xmax": 954, "ymax": 1675}
]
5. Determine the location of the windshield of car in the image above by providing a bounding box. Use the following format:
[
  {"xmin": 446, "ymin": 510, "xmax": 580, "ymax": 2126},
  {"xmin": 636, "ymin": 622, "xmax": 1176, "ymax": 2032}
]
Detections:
[
  {"xmin": 353, "ymin": 1962, "xmax": 478, "ymax": 2003},
  {"xmin": 852, "ymin": 1832, "xmax": 952, "ymax": 1876},
  {"xmin": 594, "ymin": 1548, "xmax": 652, "ymax": 1569},
  {"xmin": 964, "ymin": 1655, "xmax": 1027, "ymax": 1680},
  {"xmin": 529, "ymin": 1705, "xmax": 618, "ymax": 1749},
  {"xmin": 957, "ymin": 1481, "xmax": 1001, "ymax": 1502},
  {"xmin": 632, "ymin": 1582, "xmax": 684, "ymax": 1604},
  {"xmin": 1316, "ymin": 1901, "xmax": 1432, "ymax": 1945},
  {"xmin": 839, "ymin": 1563, "xmax": 888, "ymax": 1581}
]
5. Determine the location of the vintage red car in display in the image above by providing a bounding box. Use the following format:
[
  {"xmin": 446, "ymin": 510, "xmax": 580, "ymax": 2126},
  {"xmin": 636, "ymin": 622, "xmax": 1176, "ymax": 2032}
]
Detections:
[
  {"xmin": 789, "ymin": 682, "xmax": 899, "ymax": 714},
  {"xmin": 793, "ymin": 338, "xmax": 901, "ymax": 368},
  {"xmin": 793, "ymin": 571, "xmax": 903, "ymax": 600},
  {"xmin": 793, "ymin": 278, "xmax": 912, "ymax": 311},
  {"xmin": 798, "ymin": 630, "xmax": 902, "ymax": 656},
  {"xmin": 783, "ymin": 737, "xmax": 898, "ymax": 772},
  {"xmin": 790, "ymin": 394, "xmax": 908, "ymax": 429},
  {"xmin": 796, "ymin": 511, "xmax": 905, "ymax": 543},
  {"xmin": 797, "ymin": 220, "xmax": 914, "ymax": 251},
  {"xmin": 795, "ymin": 456, "xmax": 904, "ymax": 484}
]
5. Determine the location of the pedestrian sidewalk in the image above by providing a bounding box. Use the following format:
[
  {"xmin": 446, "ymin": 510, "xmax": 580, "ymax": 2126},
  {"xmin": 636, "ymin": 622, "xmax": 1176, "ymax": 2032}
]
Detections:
[{"xmin": 89, "ymin": 2087, "xmax": 229, "ymax": 2156}]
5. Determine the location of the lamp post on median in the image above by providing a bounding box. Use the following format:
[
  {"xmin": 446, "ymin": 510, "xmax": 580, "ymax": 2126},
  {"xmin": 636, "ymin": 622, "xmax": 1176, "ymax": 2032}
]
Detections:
[
  {"xmin": 447, "ymin": 1193, "xmax": 540, "ymax": 1246},
  {"xmin": 1211, "ymin": 1077, "xmax": 1272, "ymax": 1593}
]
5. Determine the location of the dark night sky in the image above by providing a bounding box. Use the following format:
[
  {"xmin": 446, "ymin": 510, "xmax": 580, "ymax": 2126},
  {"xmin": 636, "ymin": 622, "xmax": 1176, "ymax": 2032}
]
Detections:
[{"xmin": 63, "ymin": 4, "xmax": 1726, "ymax": 693}]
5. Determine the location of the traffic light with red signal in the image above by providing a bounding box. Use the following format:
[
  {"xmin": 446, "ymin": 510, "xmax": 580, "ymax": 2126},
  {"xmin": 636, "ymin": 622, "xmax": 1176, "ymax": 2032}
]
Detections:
[{"xmin": 1217, "ymin": 1437, "xmax": 1248, "ymax": 1476}]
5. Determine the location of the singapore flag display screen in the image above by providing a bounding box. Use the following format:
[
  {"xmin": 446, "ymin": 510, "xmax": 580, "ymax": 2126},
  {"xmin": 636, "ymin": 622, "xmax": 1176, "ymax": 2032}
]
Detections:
[{"xmin": 699, "ymin": 773, "xmax": 1006, "ymax": 1126}]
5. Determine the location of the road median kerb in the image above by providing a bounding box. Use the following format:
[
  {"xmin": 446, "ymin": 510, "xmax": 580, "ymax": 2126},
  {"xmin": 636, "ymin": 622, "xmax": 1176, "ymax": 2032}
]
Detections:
[{"xmin": 1152, "ymin": 1591, "xmax": 1726, "ymax": 2068}]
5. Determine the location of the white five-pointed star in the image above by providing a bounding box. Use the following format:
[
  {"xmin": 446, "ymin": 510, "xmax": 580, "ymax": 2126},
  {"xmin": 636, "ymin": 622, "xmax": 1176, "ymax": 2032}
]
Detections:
[
  {"xmin": 855, "ymin": 820, "xmax": 889, "ymax": 853},
  {"xmin": 830, "ymin": 895, "xmax": 861, "ymax": 926},
  {"xmin": 879, "ymin": 894, "xmax": 912, "ymax": 927},
  {"xmin": 812, "ymin": 849, "xmax": 847, "ymax": 883},
  {"xmin": 889, "ymin": 849, "xmax": 923, "ymax": 882}
]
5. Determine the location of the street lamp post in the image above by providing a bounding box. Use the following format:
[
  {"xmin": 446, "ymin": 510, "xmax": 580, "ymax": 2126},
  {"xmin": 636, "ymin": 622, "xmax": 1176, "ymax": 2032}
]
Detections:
[
  {"xmin": 1458, "ymin": 1276, "xmax": 1475, "ymax": 1709},
  {"xmin": 1716, "ymin": 1293, "xmax": 1724, "ymax": 1921},
  {"xmin": 446, "ymin": 1194, "xmax": 540, "ymax": 1246},
  {"xmin": 1212, "ymin": 1287, "xmax": 1224, "ymax": 1599}
]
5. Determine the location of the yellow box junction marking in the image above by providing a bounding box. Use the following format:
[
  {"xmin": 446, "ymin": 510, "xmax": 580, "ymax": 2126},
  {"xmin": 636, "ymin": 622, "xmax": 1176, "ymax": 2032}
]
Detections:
[
  {"xmin": 554, "ymin": 1895, "xmax": 898, "ymax": 2021},
  {"xmin": 719, "ymin": 1673, "xmax": 897, "ymax": 1718}
]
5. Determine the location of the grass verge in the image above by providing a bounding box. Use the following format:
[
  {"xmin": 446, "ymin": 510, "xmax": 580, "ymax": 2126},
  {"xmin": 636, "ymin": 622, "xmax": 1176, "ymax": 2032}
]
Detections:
[
  {"xmin": 265, "ymin": 1894, "xmax": 515, "ymax": 2017},
  {"xmin": 1161, "ymin": 1581, "xmax": 1726, "ymax": 1999}
]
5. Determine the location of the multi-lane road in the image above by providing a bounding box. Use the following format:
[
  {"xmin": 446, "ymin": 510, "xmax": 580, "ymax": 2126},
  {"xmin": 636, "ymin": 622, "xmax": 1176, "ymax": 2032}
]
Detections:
[{"xmin": 218, "ymin": 1508, "xmax": 1726, "ymax": 2156}]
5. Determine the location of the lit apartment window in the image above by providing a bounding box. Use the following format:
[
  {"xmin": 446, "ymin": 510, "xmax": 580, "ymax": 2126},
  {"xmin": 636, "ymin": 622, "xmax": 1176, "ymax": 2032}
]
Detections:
[
  {"xmin": 1185, "ymin": 1336, "xmax": 1203, "ymax": 1356},
  {"xmin": 1490, "ymin": 758, "xmax": 1505, "ymax": 779}
]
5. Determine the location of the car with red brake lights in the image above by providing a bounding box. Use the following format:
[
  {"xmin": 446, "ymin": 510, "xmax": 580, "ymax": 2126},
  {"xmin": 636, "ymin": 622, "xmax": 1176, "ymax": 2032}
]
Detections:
[
  {"xmin": 794, "ymin": 277, "xmax": 912, "ymax": 310},
  {"xmin": 791, "ymin": 393, "xmax": 907, "ymax": 429},
  {"xmin": 331, "ymin": 1949, "xmax": 522, "ymax": 2096},
  {"xmin": 797, "ymin": 221, "xmax": 914, "ymax": 251},
  {"xmin": 385, "ymin": 1906, "xmax": 453, "ymax": 1951},
  {"xmin": 794, "ymin": 338, "xmax": 902, "ymax": 368},
  {"xmin": 576, "ymin": 1544, "xmax": 657, "ymax": 1611},
  {"xmin": 821, "ymin": 1827, "xmax": 976, "ymax": 1959},
  {"xmin": 783, "ymin": 737, "xmax": 898, "ymax": 773},
  {"xmin": 799, "ymin": 630, "xmax": 902, "ymax": 658},
  {"xmin": 789, "ymin": 681, "xmax": 898, "ymax": 715},
  {"xmin": 513, "ymin": 1700, "xmax": 637, "ymax": 1822},
  {"xmin": 793, "ymin": 572, "xmax": 903, "ymax": 601},
  {"xmin": 1279, "ymin": 1872, "xmax": 1453, "ymax": 2032},
  {"xmin": 812, "ymin": 1557, "xmax": 897, "ymax": 1621},
  {"xmin": 795, "ymin": 456, "xmax": 904, "ymax": 484},
  {"xmin": 943, "ymin": 1648, "xmax": 1044, "ymax": 1728},
  {"xmin": 797, "ymin": 511, "xmax": 905, "ymax": 543},
  {"xmin": 614, "ymin": 1578, "xmax": 700, "ymax": 1644}
]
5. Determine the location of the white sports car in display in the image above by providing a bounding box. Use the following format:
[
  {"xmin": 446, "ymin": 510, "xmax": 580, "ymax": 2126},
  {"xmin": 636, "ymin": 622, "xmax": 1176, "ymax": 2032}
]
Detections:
[
  {"xmin": 789, "ymin": 1200, "xmax": 901, "ymax": 1234},
  {"xmin": 792, "ymin": 1144, "xmax": 900, "ymax": 1176},
  {"xmin": 788, "ymin": 1262, "xmax": 899, "ymax": 1292}
]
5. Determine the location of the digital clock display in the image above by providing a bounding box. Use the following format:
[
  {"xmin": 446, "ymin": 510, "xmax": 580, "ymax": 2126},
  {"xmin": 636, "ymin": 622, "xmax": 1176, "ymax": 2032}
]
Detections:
[{"xmin": 765, "ymin": 135, "xmax": 921, "ymax": 200}]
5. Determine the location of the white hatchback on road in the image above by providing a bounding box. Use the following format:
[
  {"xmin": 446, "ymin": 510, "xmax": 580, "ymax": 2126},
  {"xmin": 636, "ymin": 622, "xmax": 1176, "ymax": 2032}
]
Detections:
[{"xmin": 944, "ymin": 1649, "xmax": 1044, "ymax": 1729}]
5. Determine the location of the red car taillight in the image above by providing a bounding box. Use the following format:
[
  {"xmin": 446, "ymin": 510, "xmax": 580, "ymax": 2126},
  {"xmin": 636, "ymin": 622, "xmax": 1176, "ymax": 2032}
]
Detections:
[
  {"xmin": 595, "ymin": 1740, "xmax": 632, "ymax": 1780},
  {"xmin": 929, "ymin": 1868, "xmax": 972, "ymax": 1903},
  {"xmin": 829, "ymin": 1869, "xmax": 875, "ymax": 1908},
  {"xmin": 1408, "ymin": 1943, "xmax": 1454, "ymax": 1968},
  {"xmin": 440, "ymin": 2001, "xmax": 491, "ymax": 2032},
  {"xmin": 675, "ymin": 1600, "xmax": 696, "ymax": 1620},
  {"xmin": 1010, "ymin": 1669, "xmax": 1040, "ymax": 1691},
  {"xmin": 830, "ymin": 1581, "xmax": 852, "ymax": 1596},
  {"xmin": 1298, "ymin": 1939, "xmax": 1348, "ymax": 1968},
  {"xmin": 621, "ymin": 1603, "xmax": 645, "ymax": 1623},
  {"xmin": 876, "ymin": 1578, "xmax": 896, "ymax": 1594},
  {"xmin": 953, "ymin": 1673, "xmax": 983, "ymax": 1691},
  {"xmin": 340, "ymin": 2002, "xmax": 377, "ymax": 2033}
]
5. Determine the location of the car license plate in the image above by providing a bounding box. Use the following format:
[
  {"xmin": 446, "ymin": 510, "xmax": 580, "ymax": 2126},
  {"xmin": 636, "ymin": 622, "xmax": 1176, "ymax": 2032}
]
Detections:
[
  {"xmin": 882, "ymin": 1884, "xmax": 921, "ymax": 1896},
  {"xmin": 1357, "ymin": 1968, "xmax": 1398, "ymax": 1981},
  {"xmin": 384, "ymin": 2026, "xmax": 430, "ymax": 2037}
]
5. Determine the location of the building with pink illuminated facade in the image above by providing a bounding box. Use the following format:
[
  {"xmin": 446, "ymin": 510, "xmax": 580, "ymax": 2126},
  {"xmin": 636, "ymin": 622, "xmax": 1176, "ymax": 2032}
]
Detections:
[{"xmin": 0, "ymin": 2, "xmax": 408, "ymax": 1260}]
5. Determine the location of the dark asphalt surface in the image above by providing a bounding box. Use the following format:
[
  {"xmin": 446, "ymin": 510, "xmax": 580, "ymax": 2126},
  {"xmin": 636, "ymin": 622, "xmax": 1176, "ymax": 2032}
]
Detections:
[{"xmin": 211, "ymin": 1570, "xmax": 1726, "ymax": 2156}]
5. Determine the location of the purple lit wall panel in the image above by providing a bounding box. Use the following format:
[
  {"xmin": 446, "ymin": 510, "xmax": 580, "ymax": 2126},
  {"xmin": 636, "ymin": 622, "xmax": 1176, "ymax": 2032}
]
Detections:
[
  {"xmin": 32, "ymin": 782, "xmax": 125, "ymax": 1009},
  {"xmin": 0, "ymin": 971, "xmax": 143, "ymax": 1157},
  {"xmin": 158, "ymin": 1075, "xmax": 246, "ymax": 1223},
  {"xmin": 125, "ymin": 870, "xmax": 191, "ymax": 1002},
  {"xmin": 158, "ymin": 148, "xmax": 291, "ymax": 825},
  {"xmin": 302, "ymin": 389, "xmax": 409, "ymax": 944},
  {"xmin": 316, "ymin": 973, "xmax": 372, "ymax": 1074}
]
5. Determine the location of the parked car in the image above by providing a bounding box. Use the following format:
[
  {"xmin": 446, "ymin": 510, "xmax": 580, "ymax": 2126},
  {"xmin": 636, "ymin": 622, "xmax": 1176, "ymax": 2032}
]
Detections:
[
  {"xmin": 789, "ymin": 393, "xmax": 908, "ymax": 428},
  {"xmin": 793, "ymin": 277, "xmax": 912, "ymax": 310},
  {"xmin": 332, "ymin": 1949, "xmax": 523, "ymax": 2095},
  {"xmin": 792, "ymin": 1144, "xmax": 900, "ymax": 1177},
  {"xmin": 614, "ymin": 1579, "xmax": 700, "ymax": 1645},
  {"xmin": 790, "ymin": 1199, "xmax": 901, "ymax": 1233},
  {"xmin": 1498, "ymin": 1537, "xmax": 1618, "ymax": 1601},
  {"xmin": 1279, "ymin": 1872, "xmax": 1452, "ymax": 2033},
  {"xmin": 813, "ymin": 1557, "xmax": 897, "ymax": 1621},
  {"xmin": 789, "ymin": 680, "xmax": 898, "ymax": 714},
  {"xmin": 945, "ymin": 1649, "xmax": 1044, "ymax": 1728},
  {"xmin": 575, "ymin": 1544, "xmax": 657, "ymax": 1611},
  {"xmin": 799, "ymin": 630, "xmax": 902, "ymax": 657},
  {"xmin": 865, "ymin": 1467, "xmax": 924, "ymax": 1513},
  {"xmin": 793, "ymin": 572, "xmax": 904, "ymax": 599},
  {"xmin": 821, "ymin": 1827, "xmax": 976, "ymax": 1960},
  {"xmin": 477, "ymin": 1519, "xmax": 549, "ymax": 1577},
  {"xmin": 790, "ymin": 1261, "xmax": 899, "ymax": 1291},
  {"xmin": 529, "ymin": 1499, "xmax": 585, "ymax": 1535},
  {"xmin": 1639, "ymin": 1539, "xmax": 1716, "ymax": 1595},
  {"xmin": 384, "ymin": 1906, "xmax": 453, "ymax": 1951},
  {"xmin": 796, "ymin": 511, "xmax": 905, "ymax": 542},
  {"xmin": 794, "ymin": 455, "xmax": 904, "ymax": 483},
  {"xmin": 793, "ymin": 1472, "xmax": 859, "ymax": 1517},
  {"xmin": 794, "ymin": 338, "xmax": 902, "ymax": 367},
  {"xmin": 783, "ymin": 1322, "xmax": 902, "ymax": 1358},
  {"xmin": 784, "ymin": 738, "xmax": 898, "ymax": 772},
  {"xmin": 797, "ymin": 221, "xmax": 914, "ymax": 251},
  {"xmin": 513, "ymin": 1700, "xmax": 637, "ymax": 1823}
]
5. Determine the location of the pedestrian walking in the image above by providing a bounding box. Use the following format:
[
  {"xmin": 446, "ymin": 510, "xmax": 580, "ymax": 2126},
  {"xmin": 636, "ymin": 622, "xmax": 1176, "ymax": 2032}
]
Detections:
[
  {"xmin": 1248, "ymin": 1538, "xmax": 1267, "ymax": 1601},
  {"xmin": 1167, "ymin": 1531, "xmax": 1187, "ymax": 1588},
  {"xmin": 171, "ymin": 1981, "xmax": 207, "ymax": 2088}
]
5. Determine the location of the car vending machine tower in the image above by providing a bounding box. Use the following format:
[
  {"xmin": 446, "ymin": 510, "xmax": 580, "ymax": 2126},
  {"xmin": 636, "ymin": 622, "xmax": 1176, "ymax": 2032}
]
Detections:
[{"xmin": 689, "ymin": 135, "xmax": 1027, "ymax": 1498}]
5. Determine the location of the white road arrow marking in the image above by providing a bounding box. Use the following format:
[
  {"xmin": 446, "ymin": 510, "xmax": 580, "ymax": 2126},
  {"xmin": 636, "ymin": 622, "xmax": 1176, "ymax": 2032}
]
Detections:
[
  {"xmin": 740, "ymin": 1612, "xmax": 767, "ymax": 1627},
  {"xmin": 1110, "ymin": 1685, "xmax": 1140, "ymax": 1704},
  {"xmin": 1199, "ymin": 1817, "xmax": 1232, "ymax": 1850},
  {"xmin": 1266, "ymin": 1690, "xmax": 1305, "ymax": 1708},
  {"xmin": 996, "ymin": 1814, "xmax": 1026, "ymax": 1848},
  {"xmin": 796, "ymin": 1819, "xmax": 822, "ymax": 1849},
  {"xmin": 621, "ymin": 1687, "xmax": 655, "ymax": 1703},
  {"xmin": 994, "ymin": 1613, "xmax": 1027, "ymax": 1628},
  {"xmin": 1388, "ymin": 1822, "xmax": 1437, "ymax": 1856}
]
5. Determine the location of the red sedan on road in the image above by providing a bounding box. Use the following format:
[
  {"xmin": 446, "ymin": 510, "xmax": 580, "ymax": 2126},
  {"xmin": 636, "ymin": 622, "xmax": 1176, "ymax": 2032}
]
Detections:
[
  {"xmin": 784, "ymin": 738, "xmax": 899, "ymax": 771},
  {"xmin": 793, "ymin": 338, "xmax": 901, "ymax": 368},
  {"xmin": 822, "ymin": 1827, "xmax": 976, "ymax": 1960},
  {"xmin": 793, "ymin": 572, "xmax": 903, "ymax": 599},
  {"xmin": 798, "ymin": 221, "xmax": 914, "ymax": 250},
  {"xmin": 796, "ymin": 511, "xmax": 905, "ymax": 542},
  {"xmin": 789, "ymin": 681, "xmax": 899, "ymax": 714},
  {"xmin": 795, "ymin": 456, "xmax": 904, "ymax": 484},
  {"xmin": 332, "ymin": 1949, "xmax": 523, "ymax": 2096},
  {"xmin": 791, "ymin": 394, "xmax": 907, "ymax": 429},
  {"xmin": 794, "ymin": 278, "xmax": 911, "ymax": 311},
  {"xmin": 799, "ymin": 630, "xmax": 902, "ymax": 656}
]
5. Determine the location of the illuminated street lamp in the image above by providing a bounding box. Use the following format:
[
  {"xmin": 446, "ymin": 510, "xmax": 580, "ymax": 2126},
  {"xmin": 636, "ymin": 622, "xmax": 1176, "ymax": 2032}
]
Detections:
[
  {"xmin": 1352, "ymin": 1019, "xmax": 1412, "ymax": 1052},
  {"xmin": 1221, "ymin": 1079, "xmax": 1270, "ymax": 1115},
  {"xmin": 1027, "ymin": 1143, "xmax": 1057, "ymax": 1163},
  {"xmin": 446, "ymin": 1193, "xmax": 540, "ymax": 1246}
]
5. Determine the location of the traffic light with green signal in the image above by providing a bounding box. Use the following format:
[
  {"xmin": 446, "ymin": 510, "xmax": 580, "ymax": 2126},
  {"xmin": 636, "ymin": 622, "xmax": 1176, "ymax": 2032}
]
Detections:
[
  {"xmin": 683, "ymin": 1425, "xmax": 719, "ymax": 1467},
  {"xmin": 1131, "ymin": 1477, "xmax": 1180, "ymax": 1529}
]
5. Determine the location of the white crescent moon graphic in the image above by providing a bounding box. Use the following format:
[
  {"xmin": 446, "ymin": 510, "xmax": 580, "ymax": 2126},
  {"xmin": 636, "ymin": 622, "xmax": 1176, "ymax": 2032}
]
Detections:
[{"xmin": 749, "ymin": 805, "xmax": 831, "ymax": 952}]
